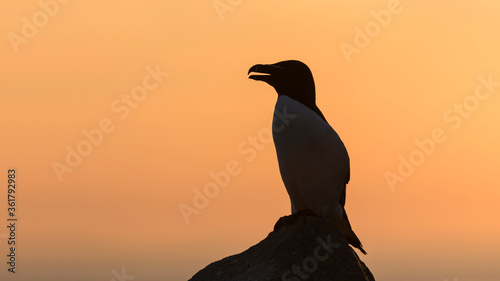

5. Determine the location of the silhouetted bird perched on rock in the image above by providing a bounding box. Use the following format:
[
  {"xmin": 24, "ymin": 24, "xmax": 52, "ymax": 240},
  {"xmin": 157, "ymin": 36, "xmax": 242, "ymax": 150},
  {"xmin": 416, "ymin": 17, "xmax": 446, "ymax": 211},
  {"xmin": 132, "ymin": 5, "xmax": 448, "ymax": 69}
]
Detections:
[{"xmin": 248, "ymin": 60, "xmax": 366, "ymax": 254}]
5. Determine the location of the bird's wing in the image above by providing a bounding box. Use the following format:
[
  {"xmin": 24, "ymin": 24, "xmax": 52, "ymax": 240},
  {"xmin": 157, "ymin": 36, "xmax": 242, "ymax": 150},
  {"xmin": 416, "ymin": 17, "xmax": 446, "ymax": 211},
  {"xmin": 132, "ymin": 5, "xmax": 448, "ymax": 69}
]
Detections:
[{"xmin": 340, "ymin": 159, "xmax": 350, "ymax": 208}]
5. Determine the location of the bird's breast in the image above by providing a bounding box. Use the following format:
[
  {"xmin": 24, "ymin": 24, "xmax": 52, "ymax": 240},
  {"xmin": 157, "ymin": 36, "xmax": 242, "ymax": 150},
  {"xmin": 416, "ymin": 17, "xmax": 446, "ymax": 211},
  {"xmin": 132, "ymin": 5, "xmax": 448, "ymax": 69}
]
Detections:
[{"xmin": 272, "ymin": 95, "xmax": 349, "ymax": 192}]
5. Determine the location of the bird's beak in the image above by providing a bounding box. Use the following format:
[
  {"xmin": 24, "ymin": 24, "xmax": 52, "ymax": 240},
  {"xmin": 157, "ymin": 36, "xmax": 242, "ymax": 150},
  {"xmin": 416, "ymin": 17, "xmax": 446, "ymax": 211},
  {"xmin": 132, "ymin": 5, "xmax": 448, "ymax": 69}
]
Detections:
[{"xmin": 248, "ymin": 64, "xmax": 283, "ymax": 83}]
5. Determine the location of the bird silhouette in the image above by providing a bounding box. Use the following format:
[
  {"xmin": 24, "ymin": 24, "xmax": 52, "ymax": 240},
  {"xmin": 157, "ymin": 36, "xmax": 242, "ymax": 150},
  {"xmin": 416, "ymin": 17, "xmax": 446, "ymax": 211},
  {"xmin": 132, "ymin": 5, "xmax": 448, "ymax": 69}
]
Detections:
[{"xmin": 248, "ymin": 60, "xmax": 366, "ymax": 254}]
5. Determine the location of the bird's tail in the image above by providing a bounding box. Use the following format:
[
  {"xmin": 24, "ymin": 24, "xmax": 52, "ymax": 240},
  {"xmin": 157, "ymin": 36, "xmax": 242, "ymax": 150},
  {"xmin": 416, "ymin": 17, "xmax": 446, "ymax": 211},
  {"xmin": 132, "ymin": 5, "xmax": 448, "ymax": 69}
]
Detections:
[
  {"xmin": 322, "ymin": 203, "xmax": 367, "ymax": 255},
  {"xmin": 334, "ymin": 215, "xmax": 367, "ymax": 255},
  {"xmin": 346, "ymin": 226, "xmax": 367, "ymax": 255}
]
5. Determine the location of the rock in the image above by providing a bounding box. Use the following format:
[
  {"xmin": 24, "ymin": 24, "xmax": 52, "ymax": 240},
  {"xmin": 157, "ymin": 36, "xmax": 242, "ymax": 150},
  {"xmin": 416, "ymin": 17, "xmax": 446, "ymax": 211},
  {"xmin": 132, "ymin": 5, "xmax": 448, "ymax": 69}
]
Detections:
[{"xmin": 189, "ymin": 210, "xmax": 375, "ymax": 281}]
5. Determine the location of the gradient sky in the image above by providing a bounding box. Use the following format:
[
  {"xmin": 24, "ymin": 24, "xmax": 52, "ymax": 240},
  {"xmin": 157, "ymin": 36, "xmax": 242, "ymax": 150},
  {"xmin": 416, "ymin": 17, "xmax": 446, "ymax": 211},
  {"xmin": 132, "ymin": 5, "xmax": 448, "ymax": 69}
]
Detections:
[{"xmin": 1, "ymin": 1, "xmax": 500, "ymax": 280}]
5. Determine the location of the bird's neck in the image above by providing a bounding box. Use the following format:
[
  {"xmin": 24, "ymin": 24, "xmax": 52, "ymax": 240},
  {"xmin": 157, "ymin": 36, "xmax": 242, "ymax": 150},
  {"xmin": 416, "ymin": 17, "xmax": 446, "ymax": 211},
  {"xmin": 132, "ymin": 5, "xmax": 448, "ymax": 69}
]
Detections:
[
  {"xmin": 279, "ymin": 94, "xmax": 327, "ymax": 123},
  {"xmin": 280, "ymin": 89, "xmax": 316, "ymax": 108}
]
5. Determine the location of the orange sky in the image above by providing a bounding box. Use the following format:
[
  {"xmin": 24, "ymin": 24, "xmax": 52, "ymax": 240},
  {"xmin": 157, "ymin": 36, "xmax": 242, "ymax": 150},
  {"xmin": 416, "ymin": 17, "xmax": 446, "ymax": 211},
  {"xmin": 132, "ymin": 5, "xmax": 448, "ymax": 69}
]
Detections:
[{"xmin": 1, "ymin": 1, "xmax": 500, "ymax": 280}]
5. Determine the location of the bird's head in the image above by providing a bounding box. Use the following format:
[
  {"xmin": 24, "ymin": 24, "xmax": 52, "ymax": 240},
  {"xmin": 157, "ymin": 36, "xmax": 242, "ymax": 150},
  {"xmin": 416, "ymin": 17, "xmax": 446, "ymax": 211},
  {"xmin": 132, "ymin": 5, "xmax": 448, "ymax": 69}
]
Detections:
[{"xmin": 248, "ymin": 60, "xmax": 316, "ymax": 106}]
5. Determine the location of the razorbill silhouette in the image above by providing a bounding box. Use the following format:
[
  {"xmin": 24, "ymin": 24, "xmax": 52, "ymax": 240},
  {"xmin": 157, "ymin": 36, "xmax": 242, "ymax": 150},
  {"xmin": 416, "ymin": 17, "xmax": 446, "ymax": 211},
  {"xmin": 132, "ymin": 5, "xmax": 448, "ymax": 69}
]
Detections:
[{"xmin": 248, "ymin": 60, "xmax": 366, "ymax": 254}]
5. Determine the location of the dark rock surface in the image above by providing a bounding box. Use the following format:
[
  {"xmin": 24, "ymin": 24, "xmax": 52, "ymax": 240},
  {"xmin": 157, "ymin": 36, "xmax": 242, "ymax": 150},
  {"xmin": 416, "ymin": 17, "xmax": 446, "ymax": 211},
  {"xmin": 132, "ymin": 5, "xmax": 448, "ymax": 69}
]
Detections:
[{"xmin": 189, "ymin": 210, "xmax": 375, "ymax": 281}]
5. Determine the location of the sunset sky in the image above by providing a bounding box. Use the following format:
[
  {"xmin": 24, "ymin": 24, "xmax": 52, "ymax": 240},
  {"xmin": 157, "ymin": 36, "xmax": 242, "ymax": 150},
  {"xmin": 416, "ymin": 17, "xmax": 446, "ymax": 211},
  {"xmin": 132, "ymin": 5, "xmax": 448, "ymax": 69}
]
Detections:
[{"xmin": 1, "ymin": 1, "xmax": 500, "ymax": 280}]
